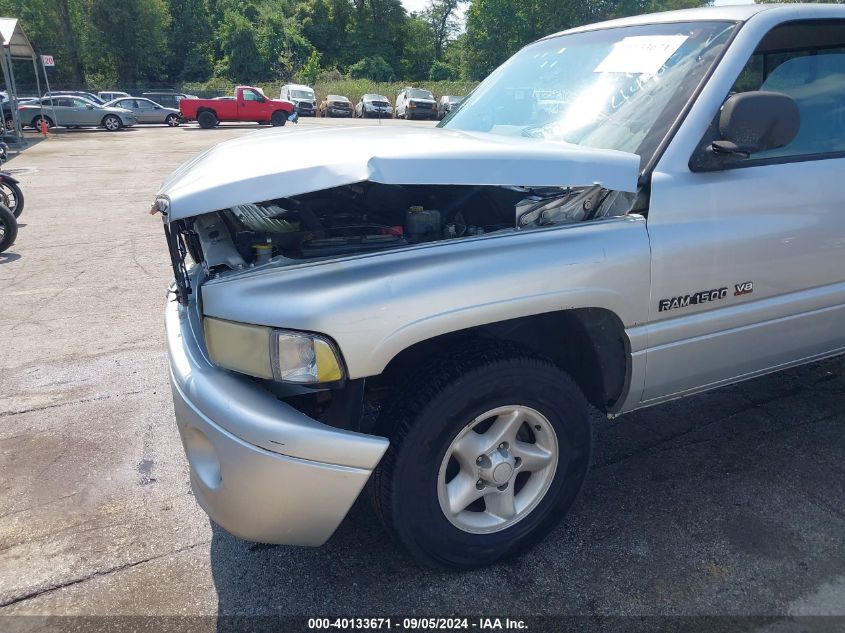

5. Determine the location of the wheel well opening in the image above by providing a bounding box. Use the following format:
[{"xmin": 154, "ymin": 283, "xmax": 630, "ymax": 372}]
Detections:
[{"xmin": 373, "ymin": 308, "xmax": 630, "ymax": 415}]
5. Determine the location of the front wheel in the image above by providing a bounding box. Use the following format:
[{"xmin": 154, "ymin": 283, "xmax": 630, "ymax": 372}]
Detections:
[
  {"xmin": 0, "ymin": 203, "xmax": 18, "ymax": 253},
  {"xmin": 102, "ymin": 115, "xmax": 121, "ymax": 131},
  {"xmin": 371, "ymin": 343, "xmax": 592, "ymax": 568},
  {"xmin": 0, "ymin": 180, "xmax": 23, "ymax": 218},
  {"xmin": 270, "ymin": 111, "xmax": 287, "ymax": 127},
  {"xmin": 165, "ymin": 113, "xmax": 181, "ymax": 127}
]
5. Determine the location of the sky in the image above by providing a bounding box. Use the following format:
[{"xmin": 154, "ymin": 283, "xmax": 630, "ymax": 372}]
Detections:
[{"xmin": 401, "ymin": 0, "xmax": 429, "ymax": 12}]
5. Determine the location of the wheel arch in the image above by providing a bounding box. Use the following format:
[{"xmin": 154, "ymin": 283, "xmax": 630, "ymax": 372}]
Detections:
[
  {"xmin": 196, "ymin": 107, "xmax": 218, "ymax": 117},
  {"xmin": 375, "ymin": 308, "xmax": 631, "ymax": 415}
]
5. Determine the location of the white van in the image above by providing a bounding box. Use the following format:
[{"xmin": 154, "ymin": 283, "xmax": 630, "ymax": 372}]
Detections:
[{"xmin": 280, "ymin": 84, "xmax": 317, "ymax": 116}]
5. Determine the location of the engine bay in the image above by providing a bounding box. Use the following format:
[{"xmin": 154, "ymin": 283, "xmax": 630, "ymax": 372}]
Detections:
[{"xmin": 183, "ymin": 182, "xmax": 637, "ymax": 274}]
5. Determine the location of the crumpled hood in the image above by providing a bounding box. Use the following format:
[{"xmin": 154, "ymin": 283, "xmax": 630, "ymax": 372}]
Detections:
[{"xmin": 159, "ymin": 125, "xmax": 640, "ymax": 221}]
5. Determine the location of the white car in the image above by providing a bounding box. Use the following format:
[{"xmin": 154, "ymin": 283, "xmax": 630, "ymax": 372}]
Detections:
[
  {"xmin": 98, "ymin": 91, "xmax": 130, "ymax": 102},
  {"xmin": 280, "ymin": 83, "xmax": 317, "ymax": 117}
]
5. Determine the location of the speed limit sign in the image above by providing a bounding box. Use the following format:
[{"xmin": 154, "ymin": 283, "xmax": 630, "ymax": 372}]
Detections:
[{"xmin": 41, "ymin": 55, "xmax": 55, "ymax": 67}]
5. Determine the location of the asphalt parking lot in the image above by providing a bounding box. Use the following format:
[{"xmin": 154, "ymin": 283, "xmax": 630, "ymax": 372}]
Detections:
[{"xmin": 0, "ymin": 119, "xmax": 844, "ymax": 626}]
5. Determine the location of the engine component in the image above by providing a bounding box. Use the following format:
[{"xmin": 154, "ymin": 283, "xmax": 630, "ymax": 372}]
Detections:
[
  {"xmin": 254, "ymin": 238, "xmax": 273, "ymax": 265},
  {"xmin": 301, "ymin": 233, "xmax": 406, "ymax": 257},
  {"xmin": 516, "ymin": 187, "xmax": 605, "ymax": 228},
  {"xmin": 405, "ymin": 206, "xmax": 441, "ymax": 242}
]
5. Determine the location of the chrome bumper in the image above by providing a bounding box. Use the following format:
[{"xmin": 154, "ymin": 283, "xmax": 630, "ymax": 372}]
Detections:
[{"xmin": 165, "ymin": 296, "xmax": 389, "ymax": 546}]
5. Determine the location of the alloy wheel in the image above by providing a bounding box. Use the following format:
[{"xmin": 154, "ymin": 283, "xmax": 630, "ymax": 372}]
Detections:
[{"xmin": 437, "ymin": 405, "xmax": 559, "ymax": 534}]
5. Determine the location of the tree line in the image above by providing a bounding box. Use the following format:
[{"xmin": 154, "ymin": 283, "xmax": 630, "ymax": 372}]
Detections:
[{"xmin": 2, "ymin": 0, "xmax": 730, "ymax": 91}]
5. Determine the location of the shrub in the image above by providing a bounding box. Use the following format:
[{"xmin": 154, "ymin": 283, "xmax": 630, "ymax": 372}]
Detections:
[
  {"xmin": 348, "ymin": 56, "xmax": 395, "ymax": 82},
  {"xmin": 429, "ymin": 60, "xmax": 458, "ymax": 81}
]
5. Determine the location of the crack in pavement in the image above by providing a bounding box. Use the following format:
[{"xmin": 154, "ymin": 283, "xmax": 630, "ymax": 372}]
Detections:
[
  {"xmin": 0, "ymin": 390, "xmax": 144, "ymax": 419},
  {"xmin": 0, "ymin": 540, "xmax": 211, "ymax": 609}
]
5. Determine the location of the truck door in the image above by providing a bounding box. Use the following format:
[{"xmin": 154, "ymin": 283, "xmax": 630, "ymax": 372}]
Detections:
[
  {"xmin": 238, "ymin": 88, "xmax": 267, "ymax": 122},
  {"xmin": 643, "ymin": 18, "xmax": 845, "ymax": 403}
]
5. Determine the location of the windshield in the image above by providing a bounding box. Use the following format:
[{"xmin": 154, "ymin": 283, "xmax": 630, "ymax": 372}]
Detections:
[
  {"xmin": 409, "ymin": 89, "xmax": 434, "ymax": 100},
  {"xmin": 291, "ymin": 89, "xmax": 314, "ymax": 99},
  {"xmin": 442, "ymin": 21, "xmax": 736, "ymax": 167}
]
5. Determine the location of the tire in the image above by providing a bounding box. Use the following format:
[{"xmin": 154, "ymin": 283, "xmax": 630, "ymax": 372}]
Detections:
[
  {"xmin": 197, "ymin": 111, "xmax": 217, "ymax": 129},
  {"xmin": 102, "ymin": 115, "xmax": 121, "ymax": 131},
  {"xmin": 371, "ymin": 342, "xmax": 592, "ymax": 569},
  {"xmin": 0, "ymin": 180, "xmax": 23, "ymax": 218},
  {"xmin": 31, "ymin": 116, "xmax": 53, "ymax": 130},
  {"xmin": 270, "ymin": 111, "xmax": 287, "ymax": 127},
  {"xmin": 0, "ymin": 203, "xmax": 18, "ymax": 253},
  {"xmin": 165, "ymin": 113, "xmax": 181, "ymax": 127},
  {"xmin": 4, "ymin": 116, "xmax": 13, "ymax": 131}
]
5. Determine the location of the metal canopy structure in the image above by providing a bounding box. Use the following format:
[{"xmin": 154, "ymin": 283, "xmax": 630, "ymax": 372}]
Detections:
[
  {"xmin": 0, "ymin": 18, "xmax": 35, "ymax": 60},
  {"xmin": 0, "ymin": 17, "xmax": 40, "ymax": 141}
]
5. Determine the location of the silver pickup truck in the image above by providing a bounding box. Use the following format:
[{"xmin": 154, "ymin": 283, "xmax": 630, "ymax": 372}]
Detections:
[{"xmin": 158, "ymin": 5, "xmax": 845, "ymax": 568}]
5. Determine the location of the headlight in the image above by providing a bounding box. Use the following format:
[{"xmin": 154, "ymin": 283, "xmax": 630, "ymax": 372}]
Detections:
[{"xmin": 204, "ymin": 317, "xmax": 344, "ymax": 384}]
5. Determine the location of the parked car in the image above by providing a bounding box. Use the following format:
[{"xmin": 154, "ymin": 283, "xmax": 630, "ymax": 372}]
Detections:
[
  {"xmin": 318, "ymin": 94, "xmax": 353, "ymax": 118},
  {"xmin": 280, "ymin": 84, "xmax": 317, "ymax": 117},
  {"xmin": 142, "ymin": 92, "xmax": 195, "ymax": 110},
  {"xmin": 179, "ymin": 86, "xmax": 294, "ymax": 128},
  {"xmin": 2, "ymin": 98, "xmax": 17, "ymax": 131},
  {"xmin": 157, "ymin": 4, "xmax": 845, "ymax": 568},
  {"xmin": 354, "ymin": 94, "xmax": 392, "ymax": 118},
  {"xmin": 437, "ymin": 95, "xmax": 464, "ymax": 120},
  {"xmin": 395, "ymin": 87, "xmax": 436, "ymax": 119},
  {"xmin": 19, "ymin": 96, "xmax": 135, "ymax": 131},
  {"xmin": 105, "ymin": 97, "xmax": 182, "ymax": 126},
  {"xmin": 43, "ymin": 90, "xmax": 105, "ymax": 105},
  {"xmin": 98, "ymin": 91, "xmax": 130, "ymax": 102}
]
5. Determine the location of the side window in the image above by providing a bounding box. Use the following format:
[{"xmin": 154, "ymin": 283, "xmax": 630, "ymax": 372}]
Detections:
[
  {"xmin": 72, "ymin": 98, "xmax": 90, "ymax": 107},
  {"xmin": 137, "ymin": 100, "xmax": 154, "ymax": 109},
  {"xmin": 695, "ymin": 20, "xmax": 845, "ymax": 169},
  {"xmin": 242, "ymin": 89, "xmax": 260, "ymax": 102}
]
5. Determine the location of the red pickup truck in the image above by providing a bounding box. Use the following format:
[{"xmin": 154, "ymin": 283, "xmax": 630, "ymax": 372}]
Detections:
[{"xmin": 180, "ymin": 86, "xmax": 294, "ymax": 128}]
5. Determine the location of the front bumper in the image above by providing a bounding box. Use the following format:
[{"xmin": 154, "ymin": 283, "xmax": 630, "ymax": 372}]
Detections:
[
  {"xmin": 406, "ymin": 109, "xmax": 435, "ymax": 119},
  {"xmin": 165, "ymin": 295, "xmax": 389, "ymax": 545}
]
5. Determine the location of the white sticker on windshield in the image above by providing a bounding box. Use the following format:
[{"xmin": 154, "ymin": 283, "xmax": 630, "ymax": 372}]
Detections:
[{"xmin": 594, "ymin": 35, "xmax": 688, "ymax": 75}]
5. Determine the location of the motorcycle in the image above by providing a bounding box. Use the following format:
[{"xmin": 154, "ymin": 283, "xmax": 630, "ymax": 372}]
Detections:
[
  {"xmin": 0, "ymin": 202, "xmax": 16, "ymax": 253},
  {"xmin": 0, "ymin": 142, "xmax": 23, "ymax": 218}
]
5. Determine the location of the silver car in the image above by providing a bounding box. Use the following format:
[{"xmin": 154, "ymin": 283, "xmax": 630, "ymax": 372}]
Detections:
[
  {"xmin": 19, "ymin": 96, "xmax": 135, "ymax": 131},
  {"xmin": 158, "ymin": 4, "xmax": 845, "ymax": 568},
  {"xmin": 105, "ymin": 97, "xmax": 182, "ymax": 126}
]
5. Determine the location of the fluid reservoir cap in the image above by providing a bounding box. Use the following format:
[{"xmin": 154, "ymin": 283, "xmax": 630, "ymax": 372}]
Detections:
[{"xmin": 409, "ymin": 205, "xmax": 424, "ymax": 213}]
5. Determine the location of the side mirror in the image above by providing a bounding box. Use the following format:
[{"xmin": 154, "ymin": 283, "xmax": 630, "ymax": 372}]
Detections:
[
  {"xmin": 86, "ymin": 104, "xmax": 94, "ymax": 109},
  {"xmin": 712, "ymin": 91, "xmax": 799, "ymax": 158}
]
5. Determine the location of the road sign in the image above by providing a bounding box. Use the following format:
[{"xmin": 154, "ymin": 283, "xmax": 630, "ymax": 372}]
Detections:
[{"xmin": 41, "ymin": 55, "xmax": 55, "ymax": 67}]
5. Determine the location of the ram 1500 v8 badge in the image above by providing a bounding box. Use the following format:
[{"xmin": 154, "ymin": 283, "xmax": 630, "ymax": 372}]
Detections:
[{"xmin": 157, "ymin": 5, "xmax": 845, "ymax": 568}]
